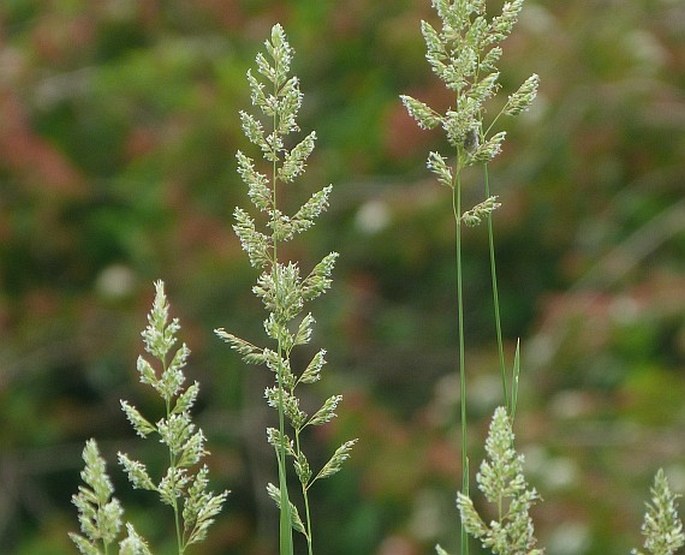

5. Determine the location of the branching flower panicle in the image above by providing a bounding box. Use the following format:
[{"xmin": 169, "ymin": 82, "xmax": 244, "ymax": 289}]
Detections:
[
  {"xmin": 461, "ymin": 195, "xmax": 502, "ymax": 227},
  {"xmin": 214, "ymin": 24, "xmax": 356, "ymax": 555},
  {"xmin": 456, "ymin": 407, "xmax": 543, "ymax": 555},
  {"xmin": 633, "ymin": 469, "xmax": 685, "ymax": 555},
  {"xmin": 69, "ymin": 440, "xmax": 159, "ymax": 555},
  {"xmin": 71, "ymin": 282, "xmax": 226, "ymax": 554},
  {"xmin": 400, "ymin": 0, "xmax": 539, "ymax": 190},
  {"xmin": 118, "ymin": 280, "xmax": 228, "ymax": 554},
  {"xmin": 70, "ymin": 439, "xmax": 126, "ymax": 555}
]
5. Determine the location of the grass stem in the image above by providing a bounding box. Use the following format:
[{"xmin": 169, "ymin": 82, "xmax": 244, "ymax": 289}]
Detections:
[
  {"xmin": 297, "ymin": 430, "xmax": 315, "ymax": 555},
  {"xmin": 273, "ymin": 121, "xmax": 294, "ymax": 554},
  {"xmin": 452, "ymin": 162, "xmax": 469, "ymax": 555}
]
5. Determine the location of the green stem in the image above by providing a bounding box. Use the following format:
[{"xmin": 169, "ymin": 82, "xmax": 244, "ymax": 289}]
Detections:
[
  {"xmin": 272, "ymin": 94, "xmax": 294, "ymax": 555},
  {"xmin": 483, "ymin": 164, "xmax": 509, "ymax": 413},
  {"xmin": 276, "ymin": 376, "xmax": 293, "ymax": 555},
  {"xmin": 164, "ymin": 395, "xmax": 184, "ymax": 555},
  {"xmin": 483, "ymin": 102, "xmax": 510, "ymax": 139},
  {"xmin": 174, "ymin": 502, "xmax": 184, "ymax": 555},
  {"xmin": 275, "ymin": 270, "xmax": 293, "ymax": 554},
  {"xmin": 303, "ymin": 490, "xmax": 313, "ymax": 555},
  {"xmin": 296, "ymin": 429, "xmax": 314, "ymax": 555},
  {"xmin": 452, "ymin": 161, "xmax": 469, "ymax": 555}
]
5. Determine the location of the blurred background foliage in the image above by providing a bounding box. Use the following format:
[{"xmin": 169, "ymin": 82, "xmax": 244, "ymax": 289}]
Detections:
[{"xmin": 0, "ymin": 0, "xmax": 684, "ymax": 553}]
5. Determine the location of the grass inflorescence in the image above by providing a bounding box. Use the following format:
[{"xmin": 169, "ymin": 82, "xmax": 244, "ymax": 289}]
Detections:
[
  {"xmin": 70, "ymin": 281, "xmax": 227, "ymax": 555},
  {"xmin": 214, "ymin": 24, "xmax": 356, "ymax": 555}
]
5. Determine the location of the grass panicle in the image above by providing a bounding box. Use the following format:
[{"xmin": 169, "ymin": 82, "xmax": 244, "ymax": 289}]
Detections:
[
  {"xmin": 117, "ymin": 280, "xmax": 228, "ymax": 554},
  {"xmin": 456, "ymin": 407, "xmax": 542, "ymax": 555},
  {"xmin": 214, "ymin": 24, "xmax": 356, "ymax": 555},
  {"xmin": 633, "ymin": 469, "xmax": 685, "ymax": 555},
  {"xmin": 70, "ymin": 440, "xmax": 154, "ymax": 555},
  {"xmin": 70, "ymin": 281, "xmax": 227, "ymax": 555},
  {"xmin": 70, "ymin": 439, "xmax": 127, "ymax": 555}
]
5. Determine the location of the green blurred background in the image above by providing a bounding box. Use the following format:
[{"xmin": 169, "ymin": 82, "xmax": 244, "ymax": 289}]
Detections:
[{"xmin": 1, "ymin": 0, "xmax": 684, "ymax": 553}]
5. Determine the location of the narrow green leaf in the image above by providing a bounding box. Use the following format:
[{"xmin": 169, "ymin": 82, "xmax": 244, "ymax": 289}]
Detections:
[{"xmin": 510, "ymin": 339, "xmax": 521, "ymax": 421}]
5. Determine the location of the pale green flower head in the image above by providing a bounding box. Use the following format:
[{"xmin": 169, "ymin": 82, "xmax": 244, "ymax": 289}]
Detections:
[
  {"xmin": 215, "ymin": 25, "xmax": 355, "ymax": 552},
  {"xmin": 118, "ymin": 524, "xmax": 152, "ymax": 555},
  {"xmin": 116, "ymin": 280, "xmax": 227, "ymax": 551},
  {"xmin": 69, "ymin": 439, "xmax": 124, "ymax": 554},
  {"xmin": 633, "ymin": 469, "xmax": 685, "ymax": 555},
  {"xmin": 456, "ymin": 407, "xmax": 542, "ymax": 555},
  {"xmin": 401, "ymin": 0, "xmax": 539, "ymax": 173}
]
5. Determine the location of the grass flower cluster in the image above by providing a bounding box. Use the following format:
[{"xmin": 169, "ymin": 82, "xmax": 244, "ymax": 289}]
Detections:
[
  {"xmin": 402, "ymin": 2, "xmax": 682, "ymax": 555},
  {"xmin": 70, "ymin": 281, "xmax": 227, "ymax": 554},
  {"xmin": 455, "ymin": 407, "xmax": 542, "ymax": 555},
  {"xmin": 213, "ymin": 24, "xmax": 356, "ymax": 555},
  {"xmin": 70, "ymin": 439, "xmax": 150, "ymax": 555},
  {"xmin": 633, "ymin": 469, "xmax": 685, "ymax": 555},
  {"xmin": 70, "ymin": 4, "xmax": 684, "ymax": 555}
]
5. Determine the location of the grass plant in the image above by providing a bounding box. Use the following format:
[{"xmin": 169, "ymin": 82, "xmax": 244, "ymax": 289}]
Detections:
[
  {"xmin": 70, "ymin": 7, "xmax": 685, "ymax": 555},
  {"xmin": 401, "ymin": 2, "xmax": 683, "ymax": 555},
  {"xmin": 401, "ymin": 0, "xmax": 538, "ymax": 551},
  {"xmin": 214, "ymin": 24, "xmax": 356, "ymax": 555}
]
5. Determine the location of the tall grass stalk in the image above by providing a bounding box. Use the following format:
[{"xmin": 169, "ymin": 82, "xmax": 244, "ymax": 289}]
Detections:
[
  {"xmin": 400, "ymin": 3, "xmax": 685, "ymax": 554},
  {"xmin": 401, "ymin": 0, "xmax": 539, "ymax": 551},
  {"xmin": 451, "ymin": 146, "xmax": 470, "ymax": 555},
  {"xmin": 215, "ymin": 24, "xmax": 356, "ymax": 555}
]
